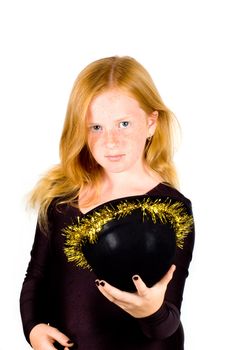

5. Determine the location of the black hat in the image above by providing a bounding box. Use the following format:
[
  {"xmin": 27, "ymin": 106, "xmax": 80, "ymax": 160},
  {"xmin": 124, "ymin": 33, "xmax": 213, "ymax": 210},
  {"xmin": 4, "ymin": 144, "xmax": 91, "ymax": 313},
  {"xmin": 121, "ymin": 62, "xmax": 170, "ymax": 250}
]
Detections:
[{"xmin": 64, "ymin": 195, "xmax": 193, "ymax": 291}]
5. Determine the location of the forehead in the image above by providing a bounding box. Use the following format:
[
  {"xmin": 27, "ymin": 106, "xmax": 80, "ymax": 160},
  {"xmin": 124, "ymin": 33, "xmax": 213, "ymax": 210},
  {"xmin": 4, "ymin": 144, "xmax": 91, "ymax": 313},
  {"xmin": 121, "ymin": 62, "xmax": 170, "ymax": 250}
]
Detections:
[{"xmin": 87, "ymin": 89, "xmax": 143, "ymax": 120}]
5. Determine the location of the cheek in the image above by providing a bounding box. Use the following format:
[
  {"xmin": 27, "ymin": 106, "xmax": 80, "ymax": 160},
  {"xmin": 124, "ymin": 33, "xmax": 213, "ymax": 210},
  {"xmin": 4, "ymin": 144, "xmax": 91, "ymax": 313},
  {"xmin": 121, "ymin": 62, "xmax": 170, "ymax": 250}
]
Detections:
[
  {"xmin": 125, "ymin": 132, "xmax": 147, "ymax": 157},
  {"xmin": 87, "ymin": 135, "xmax": 102, "ymax": 155},
  {"xmin": 128, "ymin": 125, "xmax": 147, "ymax": 146}
]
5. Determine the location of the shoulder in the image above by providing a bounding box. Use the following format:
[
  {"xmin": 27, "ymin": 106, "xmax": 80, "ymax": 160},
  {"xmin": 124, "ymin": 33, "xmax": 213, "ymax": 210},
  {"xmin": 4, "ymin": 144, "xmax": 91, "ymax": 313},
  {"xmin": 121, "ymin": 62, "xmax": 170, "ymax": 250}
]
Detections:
[
  {"xmin": 154, "ymin": 183, "xmax": 195, "ymax": 251},
  {"xmin": 48, "ymin": 198, "xmax": 80, "ymax": 223},
  {"xmin": 150, "ymin": 182, "xmax": 192, "ymax": 209}
]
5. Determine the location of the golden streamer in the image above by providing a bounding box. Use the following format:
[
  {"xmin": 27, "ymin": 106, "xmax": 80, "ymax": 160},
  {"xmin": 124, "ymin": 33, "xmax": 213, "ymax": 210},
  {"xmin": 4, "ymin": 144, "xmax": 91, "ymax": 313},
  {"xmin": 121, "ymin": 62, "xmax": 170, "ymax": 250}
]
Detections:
[{"xmin": 63, "ymin": 197, "xmax": 193, "ymax": 270}]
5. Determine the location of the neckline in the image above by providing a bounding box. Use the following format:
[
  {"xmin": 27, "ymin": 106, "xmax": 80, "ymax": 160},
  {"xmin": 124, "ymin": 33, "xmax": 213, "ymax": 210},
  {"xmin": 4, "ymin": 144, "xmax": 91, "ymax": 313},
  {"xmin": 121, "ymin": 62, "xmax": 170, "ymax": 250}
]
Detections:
[{"xmin": 77, "ymin": 182, "xmax": 169, "ymax": 216}]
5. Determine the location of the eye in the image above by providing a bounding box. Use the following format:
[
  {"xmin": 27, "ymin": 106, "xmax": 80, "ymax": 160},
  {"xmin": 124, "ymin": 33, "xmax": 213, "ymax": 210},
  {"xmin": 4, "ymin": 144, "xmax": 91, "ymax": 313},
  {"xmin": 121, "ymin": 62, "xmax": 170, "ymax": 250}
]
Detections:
[
  {"xmin": 89, "ymin": 125, "xmax": 103, "ymax": 132},
  {"xmin": 119, "ymin": 121, "xmax": 130, "ymax": 128}
]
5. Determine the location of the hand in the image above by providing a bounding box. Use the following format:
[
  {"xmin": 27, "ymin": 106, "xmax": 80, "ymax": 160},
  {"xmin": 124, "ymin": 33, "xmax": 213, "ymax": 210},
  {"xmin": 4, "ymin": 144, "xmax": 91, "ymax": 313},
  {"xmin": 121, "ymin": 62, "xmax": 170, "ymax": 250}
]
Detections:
[
  {"xmin": 29, "ymin": 323, "xmax": 74, "ymax": 350},
  {"xmin": 95, "ymin": 265, "xmax": 176, "ymax": 318}
]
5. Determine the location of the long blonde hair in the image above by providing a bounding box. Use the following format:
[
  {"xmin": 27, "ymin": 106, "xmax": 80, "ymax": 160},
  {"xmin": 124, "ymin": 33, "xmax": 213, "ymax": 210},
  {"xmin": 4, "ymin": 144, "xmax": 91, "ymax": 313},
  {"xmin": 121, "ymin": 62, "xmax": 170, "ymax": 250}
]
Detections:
[{"xmin": 29, "ymin": 56, "xmax": 179, "ymax": 231}]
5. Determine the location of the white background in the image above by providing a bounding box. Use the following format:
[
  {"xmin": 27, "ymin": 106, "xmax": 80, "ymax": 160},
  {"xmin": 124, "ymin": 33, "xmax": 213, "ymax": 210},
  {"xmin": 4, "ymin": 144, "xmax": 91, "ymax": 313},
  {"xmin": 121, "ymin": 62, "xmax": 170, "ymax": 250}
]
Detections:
[{"xmin": 0, "ymin": 1, "xmax": 232, "ymax": 349}]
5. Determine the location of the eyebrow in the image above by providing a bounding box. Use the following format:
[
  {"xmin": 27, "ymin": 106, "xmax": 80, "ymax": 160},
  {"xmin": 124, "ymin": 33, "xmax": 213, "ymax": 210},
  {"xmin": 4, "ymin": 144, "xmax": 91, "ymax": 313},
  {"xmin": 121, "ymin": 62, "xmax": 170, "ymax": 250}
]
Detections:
[{"xmin": 87, "ymin": 115, "xmax": 133, "ymax": 125}]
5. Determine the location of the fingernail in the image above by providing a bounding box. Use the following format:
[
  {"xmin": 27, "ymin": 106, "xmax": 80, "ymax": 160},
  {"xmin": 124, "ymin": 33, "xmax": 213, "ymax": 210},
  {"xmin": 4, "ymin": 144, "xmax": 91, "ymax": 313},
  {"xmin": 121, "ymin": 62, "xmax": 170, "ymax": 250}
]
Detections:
[
  {"xmin": 133, "ymin": 276, "xmax": 139, "ymax": 280},
  {"xmin": 67, "ymin": 340, "xmax": 73, "ymax": 344},
  {"xmin": 95, "ymin": 280, "xmax": 100, "ymax": 286},
  {"xmin": 100, "ymin": 281, "xmax": 105, "ymax": 287}
]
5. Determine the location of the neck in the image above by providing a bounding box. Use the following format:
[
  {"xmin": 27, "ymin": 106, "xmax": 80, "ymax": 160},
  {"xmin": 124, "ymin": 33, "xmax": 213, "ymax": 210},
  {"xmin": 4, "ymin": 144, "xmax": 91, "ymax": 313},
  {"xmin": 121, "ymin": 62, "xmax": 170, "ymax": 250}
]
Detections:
[
  {"xmin": 79, "ymin": 165, "xmax": 163, "ymax": 212},
  {"xmin": 102, "ymin": 165, "xmax": 158, "ymax": 192}
]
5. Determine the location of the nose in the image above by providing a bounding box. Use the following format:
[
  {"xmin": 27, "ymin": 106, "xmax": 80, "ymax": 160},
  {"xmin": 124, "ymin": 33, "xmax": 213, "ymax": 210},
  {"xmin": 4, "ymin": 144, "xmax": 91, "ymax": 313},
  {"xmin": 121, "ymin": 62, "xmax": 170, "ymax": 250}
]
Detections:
[{"xmin": 104, "ymin": 129, "xmax": 119, "ymax": 149}]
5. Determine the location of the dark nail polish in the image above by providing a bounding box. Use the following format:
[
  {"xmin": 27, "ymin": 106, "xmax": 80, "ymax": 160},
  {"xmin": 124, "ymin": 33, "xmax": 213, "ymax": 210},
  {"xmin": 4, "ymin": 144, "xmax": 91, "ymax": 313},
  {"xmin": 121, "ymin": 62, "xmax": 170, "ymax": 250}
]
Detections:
[
  {"xmin": 133, "ymin": 276, "xmax": 139, "ymax": 280},
  {"xmin": 67, "ymin": 340, "xmax": 73, "ymax": 344},
  {"xmin": 95, "ymin": 280, "xmax": 100, "ymax": 286},
  {"xmin": 100, "ymin": 281, "xmax": 105, "ymax": 287}
]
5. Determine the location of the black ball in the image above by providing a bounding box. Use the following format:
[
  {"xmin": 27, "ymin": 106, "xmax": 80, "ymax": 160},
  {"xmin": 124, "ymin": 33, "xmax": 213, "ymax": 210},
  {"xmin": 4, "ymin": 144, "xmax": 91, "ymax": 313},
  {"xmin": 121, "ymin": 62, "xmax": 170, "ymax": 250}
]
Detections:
[{"xmin": 82, "ymin": 206, "xmax": 176, "ymax": 291}]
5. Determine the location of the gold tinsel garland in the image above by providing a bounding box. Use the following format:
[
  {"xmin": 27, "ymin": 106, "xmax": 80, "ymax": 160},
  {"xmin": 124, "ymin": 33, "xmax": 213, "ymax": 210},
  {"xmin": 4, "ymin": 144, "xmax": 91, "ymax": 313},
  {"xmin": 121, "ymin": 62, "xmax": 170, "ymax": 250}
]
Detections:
[{"xmin": 63, "ymin": 197, "xmax": 193, "ymax": 270}]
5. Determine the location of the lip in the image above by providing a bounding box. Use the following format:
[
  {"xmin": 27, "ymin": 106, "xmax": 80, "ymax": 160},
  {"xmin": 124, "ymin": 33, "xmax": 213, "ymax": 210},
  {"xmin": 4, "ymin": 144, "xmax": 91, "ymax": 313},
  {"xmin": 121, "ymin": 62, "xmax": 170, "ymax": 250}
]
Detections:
[{"xmin": 105, "ymin": 154, "xmax": 125, "ymax": 161}]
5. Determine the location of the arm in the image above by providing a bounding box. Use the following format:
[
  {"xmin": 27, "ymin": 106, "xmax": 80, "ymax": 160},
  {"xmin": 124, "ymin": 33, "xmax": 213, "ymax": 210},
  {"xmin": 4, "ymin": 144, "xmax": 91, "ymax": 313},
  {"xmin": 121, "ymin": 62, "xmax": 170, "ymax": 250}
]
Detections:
[
  {"xmin": 137, "ymin": 223, "xmax": 195, "ymax": 339},
  {"xmin": 20, "ymin": 217, "xmax": 73, "ymax": 349},
  {"xmin": 20, "ymin": 223, "xmax": 51, "ymax": 342},
  {"xmin": 96, "ymin": 209, "xmax": 195, "ymax": 340}
]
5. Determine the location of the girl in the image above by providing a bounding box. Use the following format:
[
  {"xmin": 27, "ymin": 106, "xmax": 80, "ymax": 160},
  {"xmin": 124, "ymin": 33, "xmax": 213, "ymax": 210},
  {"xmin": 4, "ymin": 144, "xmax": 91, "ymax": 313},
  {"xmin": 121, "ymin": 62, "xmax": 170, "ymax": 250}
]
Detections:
[{"xmin": 20, "ymin": 56, "xmax": 195, "ymax": 350}]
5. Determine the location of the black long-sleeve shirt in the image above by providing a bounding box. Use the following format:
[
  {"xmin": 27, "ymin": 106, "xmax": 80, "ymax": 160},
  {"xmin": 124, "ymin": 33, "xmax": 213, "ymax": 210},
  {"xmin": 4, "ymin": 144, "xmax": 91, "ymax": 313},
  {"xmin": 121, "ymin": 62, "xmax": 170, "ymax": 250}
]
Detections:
[{"xmin": 20, "ymin": 183, "xmax": 195, "ymax": 350}]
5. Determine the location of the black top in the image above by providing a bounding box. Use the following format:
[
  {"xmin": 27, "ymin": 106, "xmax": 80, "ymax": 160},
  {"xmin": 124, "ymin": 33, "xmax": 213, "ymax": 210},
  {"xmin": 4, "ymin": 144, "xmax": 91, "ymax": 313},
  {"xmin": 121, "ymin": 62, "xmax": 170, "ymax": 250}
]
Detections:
[{"xmin": 20, "ymin": 183, "xmax": 195, "ymax": 350}]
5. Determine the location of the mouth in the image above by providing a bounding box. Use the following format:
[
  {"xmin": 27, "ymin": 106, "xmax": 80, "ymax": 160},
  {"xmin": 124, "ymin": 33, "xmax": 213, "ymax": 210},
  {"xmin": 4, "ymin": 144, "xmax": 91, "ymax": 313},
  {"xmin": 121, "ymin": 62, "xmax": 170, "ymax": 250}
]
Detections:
[{"xmin": 105, "ymin": 154, "xmax": 125, "ymax": 161}]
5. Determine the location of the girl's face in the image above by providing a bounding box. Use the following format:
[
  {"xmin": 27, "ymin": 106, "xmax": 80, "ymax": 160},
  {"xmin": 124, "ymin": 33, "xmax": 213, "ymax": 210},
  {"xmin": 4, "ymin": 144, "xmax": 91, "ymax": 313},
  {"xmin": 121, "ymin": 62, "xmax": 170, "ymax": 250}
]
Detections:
[{"xmin": 86, "ymin": 89, "xmax": 157, "ymax": 175}]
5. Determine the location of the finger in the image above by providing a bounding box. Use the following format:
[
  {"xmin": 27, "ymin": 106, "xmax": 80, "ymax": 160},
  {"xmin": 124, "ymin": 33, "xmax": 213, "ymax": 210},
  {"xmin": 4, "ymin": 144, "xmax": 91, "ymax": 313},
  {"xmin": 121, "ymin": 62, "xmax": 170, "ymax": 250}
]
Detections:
[
  {"xmin": 49, "ymin": 327, "xmax": 74, "ymax": 347},
  {"xmin": 45, "ymin": 343, "xmax": 58, "ymax": 350},
  {"xmin": 97, "ymin": 284, "xmax": 117, "ymax": 302},
  {"xmin": 132, "ymin": 275, "xmax": 148, "ymax": 296},
  {"xmin": 97, "ymin": 280, "xmax": 133, "ymax": 304},
  {"xmin": 158, "ymin": 265, "xmax": 176, "ymax": 287},
  {"xmin": 40, "ymin": 342, "xmax": 57, "ymax": 350},
  {"xmin": 97, "ymin": 285, "xmax": 135, "ymax": 312},
  {"xmin": 98, "ymin": 280, "xmax": 125, "ymax": 300}
]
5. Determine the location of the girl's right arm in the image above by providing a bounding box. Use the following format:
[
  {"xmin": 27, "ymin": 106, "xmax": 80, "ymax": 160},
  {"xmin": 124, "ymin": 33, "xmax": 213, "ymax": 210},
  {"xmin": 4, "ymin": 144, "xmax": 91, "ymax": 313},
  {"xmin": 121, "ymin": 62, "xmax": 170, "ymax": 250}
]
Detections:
[
  {"xmin": 29, "ymin": 323, "xmax": 73, "ymax": 350},
  {"xmin": 20, "ymin": 222, "xmax": 51, "ymax": 344},
  {"xmin": 20, "ymin": 218, "xmax": 73, "ymax": 349}
]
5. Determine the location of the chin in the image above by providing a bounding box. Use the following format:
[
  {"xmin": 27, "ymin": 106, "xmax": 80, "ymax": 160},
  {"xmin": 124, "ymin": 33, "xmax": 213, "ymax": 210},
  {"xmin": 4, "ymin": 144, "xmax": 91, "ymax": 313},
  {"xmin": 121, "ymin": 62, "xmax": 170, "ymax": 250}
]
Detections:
[{"xmin": 105, "ymin": 168, "xmax": 128, "ymax": 174}]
